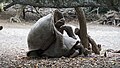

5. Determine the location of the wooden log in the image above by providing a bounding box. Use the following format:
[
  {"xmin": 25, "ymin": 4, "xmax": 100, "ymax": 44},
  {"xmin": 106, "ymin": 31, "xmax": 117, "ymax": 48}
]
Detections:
[
  {"xmin": 75, "ymin": 28, "xmax": 100, "ymax": 54},
  {"xmin": 75, "ymin": 7, "xmax": 88, "ymax": 48}
]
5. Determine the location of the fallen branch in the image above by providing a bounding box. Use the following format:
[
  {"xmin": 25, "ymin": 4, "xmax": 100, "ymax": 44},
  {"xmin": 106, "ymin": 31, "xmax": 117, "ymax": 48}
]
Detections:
[{"xmin": 75, "ymin": 28, "xmax": 100, "ymax": 54}]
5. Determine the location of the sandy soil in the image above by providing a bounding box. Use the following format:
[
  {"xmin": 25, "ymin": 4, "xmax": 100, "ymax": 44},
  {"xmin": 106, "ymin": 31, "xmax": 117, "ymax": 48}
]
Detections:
[{"xmin": 0, "ymin": 11, "xmax": 120, "ymax": 68}]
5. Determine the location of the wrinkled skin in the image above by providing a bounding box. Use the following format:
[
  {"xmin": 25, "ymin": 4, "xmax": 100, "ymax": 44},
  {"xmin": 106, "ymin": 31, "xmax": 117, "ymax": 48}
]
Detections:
[{"xmin": 54, "ymin": 10, "xmax": 76, "ymax": 39}]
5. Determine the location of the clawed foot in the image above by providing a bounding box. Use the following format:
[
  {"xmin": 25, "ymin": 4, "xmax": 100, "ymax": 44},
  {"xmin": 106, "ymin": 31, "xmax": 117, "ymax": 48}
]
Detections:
[
  {"xmin": 83, "ymin": 48, "xmax": 92, "ymax": 56},
  {"xmin": 27, "ymin": 51, "xmax": 39, "ymax": 58},
  {"xmin": 70, "ymin": 49, "xmax": 79, "ymax": 58}
]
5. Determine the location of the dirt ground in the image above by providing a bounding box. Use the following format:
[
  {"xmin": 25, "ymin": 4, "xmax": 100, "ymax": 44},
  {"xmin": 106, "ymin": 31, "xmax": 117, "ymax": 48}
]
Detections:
[{"xmin": 0, "ymin": 11, "xmax": 120, "ymax": 68}]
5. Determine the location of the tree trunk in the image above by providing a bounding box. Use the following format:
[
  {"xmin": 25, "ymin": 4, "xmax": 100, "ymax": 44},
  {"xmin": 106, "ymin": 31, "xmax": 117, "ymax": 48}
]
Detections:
[{"xmin": 75, "ymin": 7, "xmax": 88, "ymax": 48}]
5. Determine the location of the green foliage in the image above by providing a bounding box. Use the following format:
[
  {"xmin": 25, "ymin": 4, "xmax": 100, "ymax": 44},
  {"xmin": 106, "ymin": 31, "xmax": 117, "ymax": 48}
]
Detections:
[
  {"xmin": 11, "ymin": 0, "xmax": 98, "ymax": 8},
  {"xmin": 93, "ymin": 0, "xmax": 120, "ymax": 11},
  {"xmin": 95, "ymin": 0, "xmax": 120, "ymax": 7},
  {"xmin": 0, "ymin": 0, "xmax": 4, "ymax": 3},
  {"xmin": 0, "ymin": 0, "xmax": 11, "ymax": 3}
]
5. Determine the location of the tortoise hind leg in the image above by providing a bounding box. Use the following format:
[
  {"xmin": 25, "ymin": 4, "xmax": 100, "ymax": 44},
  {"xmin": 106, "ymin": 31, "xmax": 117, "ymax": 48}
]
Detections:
[
  {"xmin": 27, "ymin": 49, "xmax": 44, "ymax": 57},
  {"xmin": 27, "ymin": 50, "xmax": 39, "ymax": 57}
]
